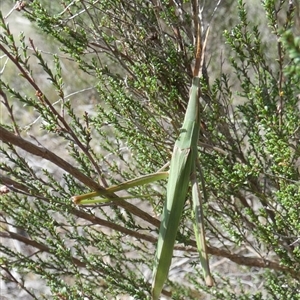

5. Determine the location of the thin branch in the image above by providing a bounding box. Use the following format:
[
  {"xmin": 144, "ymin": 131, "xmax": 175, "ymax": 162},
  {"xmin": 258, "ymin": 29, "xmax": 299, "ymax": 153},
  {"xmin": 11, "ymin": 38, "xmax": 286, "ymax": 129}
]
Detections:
[
  {"xmin": 1, "ymin": 227, "xmax": 296, "ymax": 280},
  {"xmin": 0, "ymin": 126, "xmax": 160, "ymax": 227},
  {"xmin": 0, "ymin": 230, "xmax": 172, "ymax": 298},
  {"xmin": 0, "ymin": 265, "xmax": 38, "ymax": 299},
  {"xmin": 0, "ymin": 88, "xmax": 20, "ymax": 135}
]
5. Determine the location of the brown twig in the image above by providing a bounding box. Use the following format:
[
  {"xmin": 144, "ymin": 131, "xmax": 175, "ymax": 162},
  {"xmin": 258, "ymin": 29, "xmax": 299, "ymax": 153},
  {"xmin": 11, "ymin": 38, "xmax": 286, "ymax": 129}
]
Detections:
[
  {"xmin": 0, "ymin": 230, "xmax": 172, "ymax": 298},
  {"xmin": 0, "ymin": 126, "xmax": 160, "ymax": 227},
  {"xmin": 1, "ymin": 227, "xmax": 297, "ymax": 281},
  {"xmin": 0, "ymin": 40, "xmax": 106, "ymax": 186}
]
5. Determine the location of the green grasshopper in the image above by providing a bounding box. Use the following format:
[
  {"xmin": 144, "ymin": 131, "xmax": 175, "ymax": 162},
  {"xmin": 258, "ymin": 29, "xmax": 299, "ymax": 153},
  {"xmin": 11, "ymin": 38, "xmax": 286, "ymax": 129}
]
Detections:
[{"xmin": 72, "ymin": 22, "xmax": 213, "ymax": 300}]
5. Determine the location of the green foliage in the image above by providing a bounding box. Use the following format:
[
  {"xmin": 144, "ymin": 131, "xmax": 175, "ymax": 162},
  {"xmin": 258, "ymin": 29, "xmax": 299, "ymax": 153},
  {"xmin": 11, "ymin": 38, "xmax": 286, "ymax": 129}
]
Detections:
[{"xmin": 1, "ymin": 0, "xmax": 300, "ymax": 299}]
